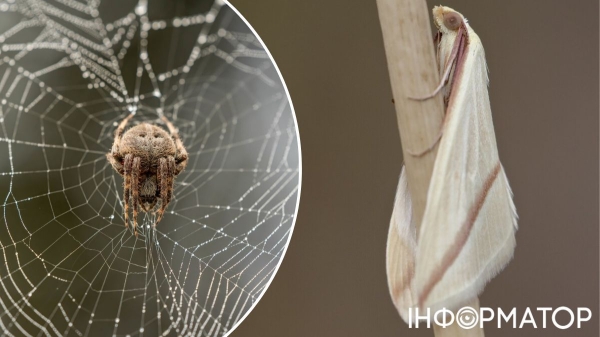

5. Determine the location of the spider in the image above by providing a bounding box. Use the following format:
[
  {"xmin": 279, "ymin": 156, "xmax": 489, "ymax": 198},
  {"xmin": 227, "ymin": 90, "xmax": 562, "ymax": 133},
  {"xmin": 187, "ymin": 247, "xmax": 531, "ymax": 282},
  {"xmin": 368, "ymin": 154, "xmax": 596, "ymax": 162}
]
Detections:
[{"xmin": 107, "ymin": 114, "xmax": 188, "ymax": 235}]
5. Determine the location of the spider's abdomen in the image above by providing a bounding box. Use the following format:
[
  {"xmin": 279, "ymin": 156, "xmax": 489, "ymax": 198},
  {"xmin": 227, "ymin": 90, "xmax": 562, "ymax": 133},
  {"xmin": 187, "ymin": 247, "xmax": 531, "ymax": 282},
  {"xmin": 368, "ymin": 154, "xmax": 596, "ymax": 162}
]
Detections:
[{"xmin": 120, "ymin": 123, "xmax": 177, "ymax": 172}]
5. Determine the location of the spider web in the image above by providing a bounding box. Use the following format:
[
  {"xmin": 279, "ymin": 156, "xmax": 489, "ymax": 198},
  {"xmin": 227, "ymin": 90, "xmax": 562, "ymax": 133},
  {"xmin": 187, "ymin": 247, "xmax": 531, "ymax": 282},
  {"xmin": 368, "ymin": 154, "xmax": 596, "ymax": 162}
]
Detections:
[{"xmin": 0, "ymin": 0, "xmax": 300, "ymax": 336}]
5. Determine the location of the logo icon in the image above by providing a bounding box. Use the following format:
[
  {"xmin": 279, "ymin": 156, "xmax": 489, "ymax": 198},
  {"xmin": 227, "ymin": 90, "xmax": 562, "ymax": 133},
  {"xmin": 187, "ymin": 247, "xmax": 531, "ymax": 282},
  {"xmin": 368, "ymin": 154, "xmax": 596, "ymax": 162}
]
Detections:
[{"xmin": 456, "ymin": 307, "xmax": 479, "ymax": 329}]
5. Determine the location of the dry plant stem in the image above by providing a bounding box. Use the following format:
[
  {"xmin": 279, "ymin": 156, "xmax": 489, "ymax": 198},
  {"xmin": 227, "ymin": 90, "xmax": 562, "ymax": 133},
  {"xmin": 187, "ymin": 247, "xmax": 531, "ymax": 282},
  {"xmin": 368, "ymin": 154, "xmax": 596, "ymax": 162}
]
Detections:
[
  {"xmin": 376, "ymin": 0, "xmax": 483, "ymax": 336},
  {"xmin": 376, "ymin": 0, "xmax": 443, "ymax": 228}
]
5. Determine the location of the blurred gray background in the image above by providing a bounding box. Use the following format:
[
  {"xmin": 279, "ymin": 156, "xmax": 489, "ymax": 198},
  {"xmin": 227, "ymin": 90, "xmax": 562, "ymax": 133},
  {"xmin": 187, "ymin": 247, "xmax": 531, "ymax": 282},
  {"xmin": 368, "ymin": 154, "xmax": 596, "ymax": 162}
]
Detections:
[{"xmin": 230, "ymin": 0, "xmax": 599, "ymax": 336}]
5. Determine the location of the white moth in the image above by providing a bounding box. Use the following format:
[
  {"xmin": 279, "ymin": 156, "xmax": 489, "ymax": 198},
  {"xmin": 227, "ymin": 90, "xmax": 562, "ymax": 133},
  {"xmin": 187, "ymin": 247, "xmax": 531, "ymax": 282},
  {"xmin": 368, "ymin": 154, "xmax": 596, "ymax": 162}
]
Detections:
[{"xmin": 386, "ymin": 6, "xmax": 518, "ymax": 322}]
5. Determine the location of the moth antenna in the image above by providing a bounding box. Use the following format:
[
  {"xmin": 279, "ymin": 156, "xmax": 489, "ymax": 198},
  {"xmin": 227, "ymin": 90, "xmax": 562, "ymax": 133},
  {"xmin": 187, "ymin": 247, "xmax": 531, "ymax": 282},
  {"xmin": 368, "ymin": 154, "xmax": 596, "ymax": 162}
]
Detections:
[
  {"xmin": 408, "ymin": 53, "xmax": 455, "ymax": 101},
  {"xmin": 408, "ymin": 25, "xmax": 466, "ymax": 101},
  {"xmin": 406, "ymin": 129, "xmax": 443, "ymax": 157}
]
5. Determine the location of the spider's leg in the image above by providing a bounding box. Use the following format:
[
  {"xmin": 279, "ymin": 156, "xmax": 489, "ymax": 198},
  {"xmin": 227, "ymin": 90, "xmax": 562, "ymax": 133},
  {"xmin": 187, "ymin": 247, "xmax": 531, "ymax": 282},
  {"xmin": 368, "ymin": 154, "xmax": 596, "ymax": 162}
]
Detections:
[
  {"xmin": 161, "ymin": 115, "xmax": 178, "ymax": 136},
  {"xmin": 161, "ymin": 115, "xmax": 188, "ymax": 174},
  {"xmin": 107, "ymin": 152, "xmax": 124, "ymax": 174},
  {"xmin": 173, "ymin": 144, "xmax": 188, "ymax": 175},
  {"xmin": 156, "ymin": 157, "xmax": 169, "ymax": 225},
  {"xmin": 167, "ymin": 156, "xmax": 176, "ymax": 204},
  {"xmin": 154, "ymin": 163, "xmax": 161, "ymax": 215},
  {"xmin": 132, "ymin": 157, "xmax": 141, "ymax": 236},
  {"xmin": 115, "ymin": 114, "xmax": 134, "ymax": 138},
  {"xmin": 123, "ymin": 154, "xmax": 133, "ymax": 228},
  {"xmin": 111, "ymin": 114, "xmax": 134, "ymax": 154}
]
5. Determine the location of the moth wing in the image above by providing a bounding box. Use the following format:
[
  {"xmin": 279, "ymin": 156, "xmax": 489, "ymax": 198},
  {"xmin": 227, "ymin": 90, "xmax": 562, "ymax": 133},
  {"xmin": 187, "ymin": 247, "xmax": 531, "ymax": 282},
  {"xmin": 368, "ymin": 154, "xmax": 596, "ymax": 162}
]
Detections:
[
  {"xmin": 386, "ymin": 166, "xmax": 417, "ymax": 321},
  {"xmin": 414, "ymin": 31, "xmax": 517, "ymax": 312}
]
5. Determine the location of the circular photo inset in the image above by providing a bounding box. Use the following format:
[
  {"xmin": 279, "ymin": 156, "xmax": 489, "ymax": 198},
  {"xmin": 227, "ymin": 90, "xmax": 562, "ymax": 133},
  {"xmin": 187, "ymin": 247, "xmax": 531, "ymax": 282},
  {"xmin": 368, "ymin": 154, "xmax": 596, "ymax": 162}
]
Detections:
[{"xmin": 0, "ymin": 0, "xmax": 300, "ymax": 336}]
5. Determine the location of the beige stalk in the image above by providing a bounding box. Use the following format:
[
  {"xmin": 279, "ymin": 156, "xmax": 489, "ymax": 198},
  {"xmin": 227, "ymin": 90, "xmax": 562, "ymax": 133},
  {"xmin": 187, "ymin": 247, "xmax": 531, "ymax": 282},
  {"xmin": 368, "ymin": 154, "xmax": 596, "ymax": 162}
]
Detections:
[{"xmin": 376, "ymin": 0, "xmax": 484, "ymax": 336}]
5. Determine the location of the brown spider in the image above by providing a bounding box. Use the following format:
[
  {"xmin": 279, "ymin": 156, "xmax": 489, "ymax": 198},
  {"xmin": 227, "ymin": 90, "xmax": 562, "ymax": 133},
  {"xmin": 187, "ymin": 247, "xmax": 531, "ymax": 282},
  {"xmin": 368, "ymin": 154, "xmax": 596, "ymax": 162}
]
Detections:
[{"xmin": 107, "ymin": 114, "xmax": 188, "ymax": 235}]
